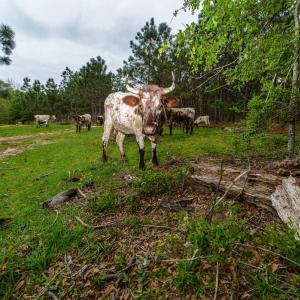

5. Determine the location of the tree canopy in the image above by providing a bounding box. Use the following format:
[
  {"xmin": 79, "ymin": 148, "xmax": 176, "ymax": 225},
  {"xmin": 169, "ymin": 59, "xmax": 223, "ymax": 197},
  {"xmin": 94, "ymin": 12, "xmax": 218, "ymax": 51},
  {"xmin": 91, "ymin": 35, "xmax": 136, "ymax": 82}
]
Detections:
[{"xmin": 0, "ymin": 24, "xmax": 15, "ymax": 65}]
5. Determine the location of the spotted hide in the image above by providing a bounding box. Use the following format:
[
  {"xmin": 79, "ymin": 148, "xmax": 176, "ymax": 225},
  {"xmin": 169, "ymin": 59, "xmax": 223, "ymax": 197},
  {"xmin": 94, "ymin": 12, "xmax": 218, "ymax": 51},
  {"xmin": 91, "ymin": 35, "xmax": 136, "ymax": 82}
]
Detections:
[
  {"xmin": 34, "ymin": 115, "xmax": 56, "ymax": 127},
  {"xmin": 194, "ymin": 115, "xmax": 210, "ymax": 126},
  {"xmin": 72, "ymin": 114, "xmax": 92, "ymax": 133},
  {"xmin": 168, "ymin": 108, "xmax": 195, "ymax": 135},
  {"xmin": 101, "ymin": 74, "xmax": 179, "ymax": 170}
]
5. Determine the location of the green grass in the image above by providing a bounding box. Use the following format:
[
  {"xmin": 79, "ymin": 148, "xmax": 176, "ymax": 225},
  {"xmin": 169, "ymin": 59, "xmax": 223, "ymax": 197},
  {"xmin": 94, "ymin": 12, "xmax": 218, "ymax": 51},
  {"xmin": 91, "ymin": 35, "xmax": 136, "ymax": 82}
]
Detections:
[
  {"xmin": 0, "ymin": 124, "xmax": 73, "ymax": 137},
  {"xmin": 0, "ymin": 124, "xmax": 297, "ymax": 298}
]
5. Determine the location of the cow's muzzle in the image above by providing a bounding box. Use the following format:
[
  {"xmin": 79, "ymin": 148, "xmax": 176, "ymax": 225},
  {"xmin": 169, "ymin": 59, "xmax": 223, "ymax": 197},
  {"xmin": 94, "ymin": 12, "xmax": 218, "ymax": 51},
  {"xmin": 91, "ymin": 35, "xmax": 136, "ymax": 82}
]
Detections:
[{"xmin": 143, "ymin": 126, "xmax": 157, "ymax": 136}]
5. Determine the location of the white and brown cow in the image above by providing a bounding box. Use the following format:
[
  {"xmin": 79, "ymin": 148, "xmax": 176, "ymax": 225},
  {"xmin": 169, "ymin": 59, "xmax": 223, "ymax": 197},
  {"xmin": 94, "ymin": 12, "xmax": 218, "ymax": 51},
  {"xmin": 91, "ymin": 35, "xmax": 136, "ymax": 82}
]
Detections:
[
  {"xmin": 96, "ymin": 115, "xmax": 104, "ymax": 126},
  {"xmin": 34, "ymin": 115, "xmax": 56, "ymax": 127},
  {"xmin": 194, "ymin": 115, "xmax": 210, "ymax": 126},
  {"xmin": 168, "ymin": 108, "xmax": 195, "ymax": 135},
  {"xmin": 72, "ymin": 114, "xmax": 92, "ymax": 133},
  {"xmin": 102, "ymin": 74, "xmax": 178, "ymax": 170}
]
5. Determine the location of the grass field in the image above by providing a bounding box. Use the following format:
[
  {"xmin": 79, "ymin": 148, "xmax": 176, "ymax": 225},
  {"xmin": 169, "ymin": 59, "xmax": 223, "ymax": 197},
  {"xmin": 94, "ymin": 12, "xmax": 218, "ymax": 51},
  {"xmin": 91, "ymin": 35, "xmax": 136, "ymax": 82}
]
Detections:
[{"xmin": 1, "ymin": 124, "xmax": 300, "ymax": 299}]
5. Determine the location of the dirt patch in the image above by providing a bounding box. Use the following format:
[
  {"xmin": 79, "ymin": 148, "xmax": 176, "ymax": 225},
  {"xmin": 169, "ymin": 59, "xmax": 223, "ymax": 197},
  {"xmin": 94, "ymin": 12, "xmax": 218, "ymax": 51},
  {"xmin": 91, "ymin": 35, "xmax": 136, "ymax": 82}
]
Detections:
[
  {"xmin": 0, "ymin": 141, "xmax": 55, "ymax": 160},
  {"xmin": 0, "ymin": 129, "xmax": 72, "ymax": 143},
  {"xmin": 0, "ymin": 148, "xmax": 24, "ymax": 159},
  {"xmin": 0, "ymin": 129, "xmax": 72, "ymax": 160}
]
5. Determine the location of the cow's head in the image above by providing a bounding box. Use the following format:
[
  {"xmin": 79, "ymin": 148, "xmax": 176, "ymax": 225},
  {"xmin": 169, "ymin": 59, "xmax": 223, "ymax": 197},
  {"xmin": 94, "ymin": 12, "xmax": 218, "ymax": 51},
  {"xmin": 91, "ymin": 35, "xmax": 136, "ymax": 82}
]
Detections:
[
  {"xmin": 123, "ymin": 73, "xmax": 179, "ymax": 136},
  {"xmin": 50, "ymin": 115, "xmax": 56, "ymax": 121},
  {"xmin": 72, "ymin": 115, "xmax": 82, "ymax": 124}
]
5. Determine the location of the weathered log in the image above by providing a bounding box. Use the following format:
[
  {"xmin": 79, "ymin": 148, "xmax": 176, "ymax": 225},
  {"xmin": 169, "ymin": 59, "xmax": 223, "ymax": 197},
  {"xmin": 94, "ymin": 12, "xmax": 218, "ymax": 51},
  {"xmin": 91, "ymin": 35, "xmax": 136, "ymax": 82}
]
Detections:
[
  {"xmin": 42, "ymin": 188, "xmax": 82, "ymax": 208},
  {"xmin": 271, "ymin": 176, "xmax": 300, "ymax": 237},
  {"xmin": 190, "ymin": 162, "xmax": 280, "ymax": 186},
  {"xmin": 266, "ymin": 157, "xmax": 300, "ymax": 175},
  {"xmin": 191, "ymin": 174, "xmax": 276, "ymax": 213}
]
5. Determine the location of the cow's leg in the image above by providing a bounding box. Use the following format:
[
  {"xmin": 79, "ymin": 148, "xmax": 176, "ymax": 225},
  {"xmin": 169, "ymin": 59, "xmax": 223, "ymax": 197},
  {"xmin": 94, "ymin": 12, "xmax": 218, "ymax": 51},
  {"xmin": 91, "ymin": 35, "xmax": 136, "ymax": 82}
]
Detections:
[
  {"xmin": 88, "ymin": 123, "xmax": 91, "ymax": 131},
  {"xmin": 148, "ymin": 136, "xmax": 158, "ymax": 166},
  {"xmin": 169, "ymin": 120, "xmax": 173, "ymax": 136},
  {"xmin": 190, "ymin": 120, "xmax": 194, "ymax": 135},
  {"xmin": 116, "ymin": 131, "xmax": 127, "ymax": 162},
  {"xmin": 101, "ymin": 123, "xmax": 114, "ymax": 163},
  {"xmin": 135, "ymin": 134, "xmax": 145, "ymax": 170},
  {"xmin": 185, "ymin": 121, "xmax": 189, "ymax": 134}
]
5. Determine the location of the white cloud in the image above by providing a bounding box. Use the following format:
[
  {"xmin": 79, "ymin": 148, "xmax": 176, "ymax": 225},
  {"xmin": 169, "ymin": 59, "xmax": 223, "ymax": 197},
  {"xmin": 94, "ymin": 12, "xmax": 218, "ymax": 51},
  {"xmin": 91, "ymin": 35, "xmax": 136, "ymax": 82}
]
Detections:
[{"xmin": 0, "ymin": 0, "xmax": 196, "ymax": 86}]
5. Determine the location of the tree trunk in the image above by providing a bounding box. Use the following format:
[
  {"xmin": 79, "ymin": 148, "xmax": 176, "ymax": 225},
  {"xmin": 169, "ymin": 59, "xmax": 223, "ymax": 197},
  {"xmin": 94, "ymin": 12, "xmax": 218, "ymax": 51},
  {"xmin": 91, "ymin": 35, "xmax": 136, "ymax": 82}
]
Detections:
[{"xmin": 287, "ymin": 0, "xmax": 300, "ymax": 158}]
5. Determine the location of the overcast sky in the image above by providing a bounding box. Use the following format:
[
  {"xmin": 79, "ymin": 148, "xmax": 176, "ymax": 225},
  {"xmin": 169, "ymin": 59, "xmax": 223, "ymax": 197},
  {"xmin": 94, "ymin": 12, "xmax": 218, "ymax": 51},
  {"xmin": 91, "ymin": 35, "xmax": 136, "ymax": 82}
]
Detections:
[{"xmin": 0, "ymin": 0, "xmax": 196, "ymax": 87}]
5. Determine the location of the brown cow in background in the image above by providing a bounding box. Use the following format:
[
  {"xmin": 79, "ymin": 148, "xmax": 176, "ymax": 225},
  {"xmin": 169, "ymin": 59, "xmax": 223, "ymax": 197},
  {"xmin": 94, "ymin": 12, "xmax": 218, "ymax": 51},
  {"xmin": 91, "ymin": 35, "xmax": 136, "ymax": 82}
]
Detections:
[
  {"xmin": 96, "ymin": 115, "xmax": 104, "ymax": 126},
  {"xmin": 168, "ymin": 108, "xmax": 195, "ymax": 135},
  {"xmin": 72, "ymin": 114, "xmax": 92, "ymax": 133}
]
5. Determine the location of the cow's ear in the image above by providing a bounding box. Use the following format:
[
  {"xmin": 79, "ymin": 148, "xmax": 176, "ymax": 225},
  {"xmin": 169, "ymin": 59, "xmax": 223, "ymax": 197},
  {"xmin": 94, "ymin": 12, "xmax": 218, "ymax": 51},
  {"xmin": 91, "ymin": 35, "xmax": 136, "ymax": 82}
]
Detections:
[
  {"xmin": 163, "ymin": 96, "xmax": 180, "ymax": 108},
  {"xmin": 123, "ymin": 95, "xmax": 140, "ymax": 107}
]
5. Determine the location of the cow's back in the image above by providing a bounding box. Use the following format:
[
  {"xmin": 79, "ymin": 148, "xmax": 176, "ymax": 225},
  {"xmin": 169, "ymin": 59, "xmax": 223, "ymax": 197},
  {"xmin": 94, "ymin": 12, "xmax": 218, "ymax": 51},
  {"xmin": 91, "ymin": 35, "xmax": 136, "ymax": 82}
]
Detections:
[
  {"xmin": 104, "ymin": 92, "xmax": 142, "ymax": 135},
  {"xmin": 171, "ymin": 108, "xmax": 195, "ymax": 120},
  {"xmin": 82, "ymin": 114, "xmax": 91, "ymax": 122}
]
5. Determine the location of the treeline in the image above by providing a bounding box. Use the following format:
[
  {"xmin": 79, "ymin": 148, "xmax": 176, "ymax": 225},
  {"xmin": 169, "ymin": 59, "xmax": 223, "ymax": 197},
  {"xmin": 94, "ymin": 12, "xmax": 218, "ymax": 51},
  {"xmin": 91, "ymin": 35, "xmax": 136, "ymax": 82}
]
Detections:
[
  {"xmin": 0, "ymin": 17, "xmax": 250, "ymax": 124},
  {"xmin": 0, "ymin": 56, "xmax": 113, "ymax": 123}
]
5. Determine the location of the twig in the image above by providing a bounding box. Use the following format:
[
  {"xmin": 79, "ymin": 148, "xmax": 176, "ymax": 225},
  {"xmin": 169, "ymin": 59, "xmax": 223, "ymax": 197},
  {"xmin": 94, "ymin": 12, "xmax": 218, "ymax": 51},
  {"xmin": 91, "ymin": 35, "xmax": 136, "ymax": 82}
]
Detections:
[
  {"xmin": 75, "ymin": 216, "xmax": 185, "ymax": 233},
  {"xmin": 264, "ymin": 73, "xmax": 277, "ymax": 102},
  {"xmin": 204, "ymin": 83, "xmax": 228, "ymax": 94},
  {"xmin": 238, "ymin": 260, "xmax": 263, "ymax": 270},
  {"xmin": 34, "ymin": 171, "xmax": 55, "ymax": 181},
  {"xmin": 141, "ymin": 224, "xmax": 185, "ymax": 232},
  {"xmin": 75, "ymin": 216, "xmax": 119, "ymax": 229},
  {"xmin": 64, "ymin": 254, "xmax": 73, "ymax": 277},
  {"xmin": 34, "ymin": 273, "xmax": 58, "ymax": 299},
  {"xmin": 77, "ymin": 188, "xmax": 87, "ymax": 199},
  {"xmin": 214, "ymin": 170, "xmax": 250, "ymax": 207},
  {"xmin": 49, "ymin": 209, "xmax": 59, "ymax": 228},
  {"xmin": 191, "ymin": 69, "xmax": 223, "ymax": 92},
  {"xmin": 234, "ymin": 160, "xmax": 251, "ymax": 201},
  {"xmin": 160, "ymin": 255, "xmax": 207, "ymax": 263},
  {"xmin": 189, "ymin": 249, "xmax": 199, "ymax": 266},
  {"xmin": 48, "ymin": 291, "xmax": 59, "ymax": 300},
  {"xmin": 237, "ymin": 243, "xmax": 300, "ymax": 268},
  {"xmin": 213, "ymin": 263, "xmax": 219, "ymax": 300},
  {"xmin": 192, "ymin": 59, "xmax": 238, "ymax": 81}
]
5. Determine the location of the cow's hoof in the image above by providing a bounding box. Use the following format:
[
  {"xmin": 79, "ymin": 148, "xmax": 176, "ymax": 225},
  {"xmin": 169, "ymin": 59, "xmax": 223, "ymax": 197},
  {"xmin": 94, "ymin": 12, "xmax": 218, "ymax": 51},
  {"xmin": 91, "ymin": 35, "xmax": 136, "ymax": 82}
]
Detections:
[
  {"xmin": 102, "ymin": 156, "xmax": 108, "ymax": 163},
  {"xmin": 139, "ymin": 164, "xmax": 146, "ymax": 171},
  {"xmin": 152, "ymin": 160, "xmax": 159, "ymax": 166}
]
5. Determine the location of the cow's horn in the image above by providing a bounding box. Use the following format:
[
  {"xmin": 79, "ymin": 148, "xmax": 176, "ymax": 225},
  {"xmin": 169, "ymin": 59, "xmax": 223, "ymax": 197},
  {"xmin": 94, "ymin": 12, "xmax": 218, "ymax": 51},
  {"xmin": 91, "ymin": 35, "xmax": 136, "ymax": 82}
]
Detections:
[
  {"xmin": 162, "ymin": 72, "xmax": 175, "ymax": 95},
  {"xmin": 125, "ymin": 76, "xmax": 139, "ymax": 94}
]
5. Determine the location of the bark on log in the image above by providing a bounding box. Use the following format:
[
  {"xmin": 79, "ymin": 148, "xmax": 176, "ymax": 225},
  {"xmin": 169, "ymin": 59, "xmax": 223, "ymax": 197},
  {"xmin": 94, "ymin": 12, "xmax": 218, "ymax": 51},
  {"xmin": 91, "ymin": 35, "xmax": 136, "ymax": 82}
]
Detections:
[
  {"xmin": 191, "ymin": 174, "xmax": 276, "ymax": 213},
  {"xmin": 271, "ymin": 176, "xmax": 300, "ymax": 237},
  {"xmin": 190, "ymin": 162, "xmax": 300, "ymax": 234}
]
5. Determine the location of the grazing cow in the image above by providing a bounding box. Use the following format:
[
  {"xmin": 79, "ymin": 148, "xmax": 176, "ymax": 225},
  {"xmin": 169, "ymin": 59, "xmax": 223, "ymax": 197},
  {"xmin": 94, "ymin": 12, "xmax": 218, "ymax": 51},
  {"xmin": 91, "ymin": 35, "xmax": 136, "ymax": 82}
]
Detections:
[
  {"xmin": 194, "ymin": 115, "xmax": 210, "ymax": 126},
  {"xmin": 168, "ymin": 108, "xmax": 195, "ymax": 135},
  {"xmin": 72, "ymin": 114, "xmax": 92, "ymax": 133},
  {"xmin": 102, "ymin": 73, "xmax": 179, "ymax": 170},
  {"xmin": 34, "ymin": 115, "xmax": 56, "ymax": 127},
  {"xmin": 96, "ymin": 115, "xmax": 104, "ymax": 126}
]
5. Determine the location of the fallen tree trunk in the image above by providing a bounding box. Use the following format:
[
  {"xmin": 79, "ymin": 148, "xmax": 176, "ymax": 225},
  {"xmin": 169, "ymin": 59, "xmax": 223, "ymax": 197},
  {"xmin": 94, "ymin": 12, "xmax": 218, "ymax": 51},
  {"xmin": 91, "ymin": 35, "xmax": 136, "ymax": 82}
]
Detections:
[
  {"xmin": 271, "ymin": 176, "xmax": 300, "ymax": 237},
  {"xmin": 190, "ymin": 162, "xmax": 280, "ymax": 214},
  {"xmin": 191, "ymin": 174, "xmax": 276, "ymax": 213}
]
